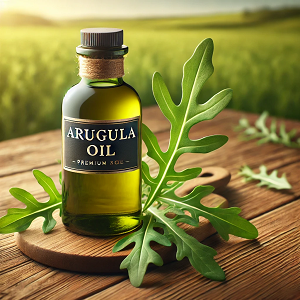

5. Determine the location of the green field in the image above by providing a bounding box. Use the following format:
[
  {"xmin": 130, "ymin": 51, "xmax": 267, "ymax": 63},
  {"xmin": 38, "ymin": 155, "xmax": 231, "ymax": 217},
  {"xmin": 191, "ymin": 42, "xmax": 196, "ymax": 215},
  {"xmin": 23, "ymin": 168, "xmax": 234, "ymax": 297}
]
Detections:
[{"xmin": 0, "ymin": 10, "xmax": 300, "ymax": 141}]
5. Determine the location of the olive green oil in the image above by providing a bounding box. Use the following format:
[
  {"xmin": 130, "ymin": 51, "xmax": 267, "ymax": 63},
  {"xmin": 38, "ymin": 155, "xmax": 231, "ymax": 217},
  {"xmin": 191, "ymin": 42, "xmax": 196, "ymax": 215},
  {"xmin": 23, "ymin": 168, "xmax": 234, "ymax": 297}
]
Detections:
[{"xmin": 62, "ymin": 28, "xmax": 142, "ymax": 236}]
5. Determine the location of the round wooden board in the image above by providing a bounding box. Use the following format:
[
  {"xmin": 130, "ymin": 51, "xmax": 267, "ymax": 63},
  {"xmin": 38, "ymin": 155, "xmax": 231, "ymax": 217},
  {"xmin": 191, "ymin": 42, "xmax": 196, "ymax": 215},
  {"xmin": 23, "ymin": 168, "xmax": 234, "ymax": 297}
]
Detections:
[{"xmin": 15, "ymin": 194, "xmax": 228, "ymax": 273}]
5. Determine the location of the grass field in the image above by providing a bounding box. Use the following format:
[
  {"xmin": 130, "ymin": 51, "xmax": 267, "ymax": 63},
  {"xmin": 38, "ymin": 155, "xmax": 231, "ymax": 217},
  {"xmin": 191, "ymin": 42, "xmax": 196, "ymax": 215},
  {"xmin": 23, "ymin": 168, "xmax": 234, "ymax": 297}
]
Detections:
[{"xmin": 0, "ymin": 10, "xmax": 300, "ymax": 141}]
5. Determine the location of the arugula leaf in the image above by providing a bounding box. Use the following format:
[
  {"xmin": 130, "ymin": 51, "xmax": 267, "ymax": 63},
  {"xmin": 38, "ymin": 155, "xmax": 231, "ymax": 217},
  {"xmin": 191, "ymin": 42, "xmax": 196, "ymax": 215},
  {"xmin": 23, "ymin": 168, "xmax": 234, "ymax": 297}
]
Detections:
[
  {"xmin": 239, "ymin": 165, "xmax": 292, "ymax": 190},
  {"xmin": 149, "ymin": 204, "xmax": 226, "ymax": 281},
  {"xmin": 113, "ymin": 201, "xmax": 225, "ymax": 286},
  {"xmin": 0, "ymin": 170, "xmax": 62, "ymax": 234},
  {"xmin": 114, "ymin": 39, "xmax": 258, "ymax": 287},
  {"xmin": 112, "ymin": 213, "xmax": 172, "ymax": 287},
  {"xmin": 143, "ymin": 38, "xmax": 232, "ymax": 211},
  {"xmin": 157, "ymin": 183, "xmax": 258, "ymax": 240},
  {"xmin": 235, "ymin": 111, "xmax": 300, "ymax": 148}
]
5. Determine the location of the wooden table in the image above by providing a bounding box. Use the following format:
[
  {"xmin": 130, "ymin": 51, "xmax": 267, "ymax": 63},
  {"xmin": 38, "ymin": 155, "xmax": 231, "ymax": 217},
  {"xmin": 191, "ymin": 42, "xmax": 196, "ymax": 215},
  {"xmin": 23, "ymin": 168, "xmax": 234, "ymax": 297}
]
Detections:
[{"xmin": 0, "ymin": 107, "xmax": 299, "ymax": 299}]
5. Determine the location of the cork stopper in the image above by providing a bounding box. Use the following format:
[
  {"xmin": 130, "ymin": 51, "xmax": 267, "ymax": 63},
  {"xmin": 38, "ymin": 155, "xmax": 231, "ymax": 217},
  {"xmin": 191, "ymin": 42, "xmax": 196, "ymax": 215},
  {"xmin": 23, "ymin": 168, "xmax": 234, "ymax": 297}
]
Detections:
[{"xmin": 79, "ymin": 56, "xmax": 124, "ymax": 79}]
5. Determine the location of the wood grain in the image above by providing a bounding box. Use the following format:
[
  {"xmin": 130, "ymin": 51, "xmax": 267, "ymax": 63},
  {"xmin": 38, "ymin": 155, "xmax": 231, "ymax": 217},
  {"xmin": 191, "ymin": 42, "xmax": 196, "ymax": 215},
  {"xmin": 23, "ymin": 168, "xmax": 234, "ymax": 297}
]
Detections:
[{"xmin": 1, "ymin": 107, "xmax": 300, "ymax": 300}]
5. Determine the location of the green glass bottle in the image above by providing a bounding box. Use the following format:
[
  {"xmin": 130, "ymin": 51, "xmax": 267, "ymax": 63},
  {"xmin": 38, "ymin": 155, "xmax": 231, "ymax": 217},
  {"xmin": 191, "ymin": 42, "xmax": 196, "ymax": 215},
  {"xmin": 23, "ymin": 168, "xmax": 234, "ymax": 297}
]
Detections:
[{"xmin": 62, "ymin": 28, "xmax": 142, "ymax": 236}]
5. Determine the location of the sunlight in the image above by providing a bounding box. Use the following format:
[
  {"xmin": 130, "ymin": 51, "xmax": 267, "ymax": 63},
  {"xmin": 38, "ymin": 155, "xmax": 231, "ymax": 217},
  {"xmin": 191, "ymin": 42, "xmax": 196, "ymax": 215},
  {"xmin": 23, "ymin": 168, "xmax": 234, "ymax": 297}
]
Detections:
[{"xmin": 0, "ymin": 0, "xmax": 9, "ymax": 11}]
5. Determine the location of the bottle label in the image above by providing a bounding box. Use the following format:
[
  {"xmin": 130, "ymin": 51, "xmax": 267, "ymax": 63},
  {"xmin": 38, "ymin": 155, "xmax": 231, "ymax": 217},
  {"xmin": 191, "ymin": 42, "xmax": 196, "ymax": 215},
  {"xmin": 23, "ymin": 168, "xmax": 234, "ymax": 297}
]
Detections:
[{"xmin": 63, "ymin": 116, "xmax": 140, "ymax": 174}]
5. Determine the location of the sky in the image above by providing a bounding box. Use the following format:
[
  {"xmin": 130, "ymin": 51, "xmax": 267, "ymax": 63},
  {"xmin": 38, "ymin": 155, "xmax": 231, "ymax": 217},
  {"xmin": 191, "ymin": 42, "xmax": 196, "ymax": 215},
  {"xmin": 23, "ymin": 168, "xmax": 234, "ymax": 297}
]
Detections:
[{"xmin": 1, "ymin": 0, "xmax": 300, "ymax": 20}]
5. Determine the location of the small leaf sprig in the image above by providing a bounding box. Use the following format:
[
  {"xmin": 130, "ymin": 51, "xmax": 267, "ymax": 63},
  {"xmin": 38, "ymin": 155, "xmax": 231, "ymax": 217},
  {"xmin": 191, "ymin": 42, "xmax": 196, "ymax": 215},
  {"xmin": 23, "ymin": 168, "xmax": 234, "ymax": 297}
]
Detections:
[
  {"xmin": 0, "ymin": 170, "xmax": 62, "ymax": 234},
  {"xmin": 235, "ymin": 111, "xmax": 300, "ymax": 148},
  {"xmin": 239, "ymin": 165, "xmax": 292, "ymax": 190}
]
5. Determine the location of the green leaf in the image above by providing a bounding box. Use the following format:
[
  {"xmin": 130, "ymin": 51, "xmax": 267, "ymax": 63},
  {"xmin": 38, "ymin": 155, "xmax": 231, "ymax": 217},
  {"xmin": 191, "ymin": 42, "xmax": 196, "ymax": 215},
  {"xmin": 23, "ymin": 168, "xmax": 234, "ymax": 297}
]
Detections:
[
  {"xmin": 0, "ymin": 170, "xmax": 62, "ymax": 234},
  {"xmin": 148, "ymin": 205, "xmax": 225, "ymax": 281},
  {"xmin": 239, "ymin": 165, "xmax": 292, "ymax": 190},
  {"xmin": 235, "ymin": 111, "xmax": 300, "ymax": 148},
  {"xmin": 255, "ymin": 111, "xmax": 269, "ymax": 136},
  {"xmin": 157, "ymin": 184, "xmax": 258, "ymax": 240},
  {"xmin": 143, "ymin": 38, "xmax": 232, "ymax": 211},
  {"xmin": 114, "ymin": 38, "xmax": 257, "ymax": 286},
  {"xmin": 112, "ymin": 213, "xmax": 172, "ymax": 287},
  {"xmin": 152, "ymin": 72, "xmax": 177, "ymax": 125}
]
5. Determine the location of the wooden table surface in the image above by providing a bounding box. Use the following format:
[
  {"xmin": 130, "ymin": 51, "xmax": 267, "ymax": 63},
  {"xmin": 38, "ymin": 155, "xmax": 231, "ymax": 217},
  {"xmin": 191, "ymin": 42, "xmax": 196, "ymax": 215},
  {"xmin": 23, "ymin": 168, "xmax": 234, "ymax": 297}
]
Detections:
[{"xmin": 0, "ymin": 107, "xmax": 299, "ymax": 300}]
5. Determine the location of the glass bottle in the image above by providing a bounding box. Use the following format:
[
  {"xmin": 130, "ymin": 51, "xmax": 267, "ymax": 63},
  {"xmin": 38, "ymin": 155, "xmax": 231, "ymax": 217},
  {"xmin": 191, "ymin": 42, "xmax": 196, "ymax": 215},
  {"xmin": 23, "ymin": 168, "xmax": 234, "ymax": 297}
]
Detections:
[{"xmin": 61, "ymin": 28, "xmax": 142, "ymax": 236}]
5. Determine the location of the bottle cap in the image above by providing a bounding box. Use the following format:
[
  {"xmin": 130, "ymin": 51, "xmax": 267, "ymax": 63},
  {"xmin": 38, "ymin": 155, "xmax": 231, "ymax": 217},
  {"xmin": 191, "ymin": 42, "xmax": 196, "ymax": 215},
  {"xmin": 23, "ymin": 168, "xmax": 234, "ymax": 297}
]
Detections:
[{"xmin": 80, "ymin": 28, "xmax": 123, "ymax": 48}]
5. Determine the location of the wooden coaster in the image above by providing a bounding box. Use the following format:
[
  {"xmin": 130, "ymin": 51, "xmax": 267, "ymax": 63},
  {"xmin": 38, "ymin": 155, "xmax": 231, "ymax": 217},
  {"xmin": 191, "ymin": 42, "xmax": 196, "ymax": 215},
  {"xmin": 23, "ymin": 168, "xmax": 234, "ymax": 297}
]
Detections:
[
  {"xmin": 15, "ymin": 194, "xmax": 228, "ymax": 273},
  {"xmin": 177, "ymin": 166, "xmax": 231, "ymax": 196},
  {"xmin": 15, "ymin": 167, "xmax": 231, "ymax": 273}
]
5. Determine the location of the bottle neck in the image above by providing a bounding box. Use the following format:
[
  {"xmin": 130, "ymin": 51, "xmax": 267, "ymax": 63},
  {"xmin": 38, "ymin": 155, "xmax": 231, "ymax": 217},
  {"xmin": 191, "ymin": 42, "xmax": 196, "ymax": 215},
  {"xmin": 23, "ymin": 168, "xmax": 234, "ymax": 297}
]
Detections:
[{"xmin": 81, "ymin": 77, "xmax": 123, "ymax": 87}]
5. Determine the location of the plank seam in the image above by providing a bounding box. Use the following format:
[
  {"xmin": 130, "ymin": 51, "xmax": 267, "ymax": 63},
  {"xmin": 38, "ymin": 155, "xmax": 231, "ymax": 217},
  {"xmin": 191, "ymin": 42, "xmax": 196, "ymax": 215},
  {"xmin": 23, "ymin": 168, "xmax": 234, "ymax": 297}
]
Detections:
[{"xmin": 0, "ymin": 163, "xmax": 60, "ymax": 179}]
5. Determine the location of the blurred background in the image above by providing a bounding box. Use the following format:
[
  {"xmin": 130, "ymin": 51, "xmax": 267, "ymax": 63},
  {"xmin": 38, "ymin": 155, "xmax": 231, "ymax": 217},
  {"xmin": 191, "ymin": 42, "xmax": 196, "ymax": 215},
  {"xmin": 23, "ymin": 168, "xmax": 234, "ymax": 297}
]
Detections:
[{"xmin": 0, "ymin": 0, "xmax": 299, "ymax": 141}]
